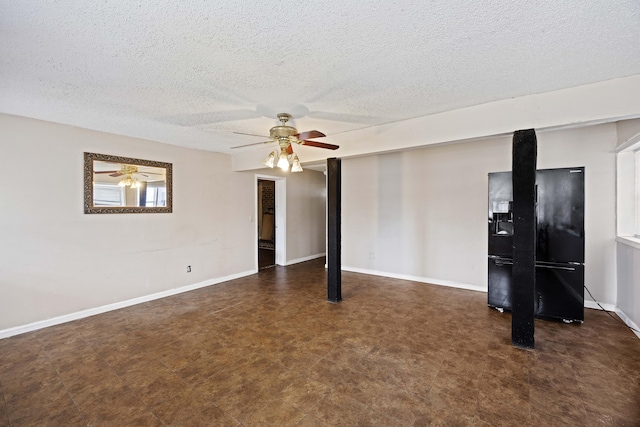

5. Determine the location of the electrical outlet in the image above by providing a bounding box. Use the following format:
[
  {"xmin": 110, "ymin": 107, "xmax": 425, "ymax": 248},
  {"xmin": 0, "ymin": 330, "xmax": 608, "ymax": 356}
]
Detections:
[{"xmin": 187, "ymin": 266, "xmax": 191, "ymax": 273}]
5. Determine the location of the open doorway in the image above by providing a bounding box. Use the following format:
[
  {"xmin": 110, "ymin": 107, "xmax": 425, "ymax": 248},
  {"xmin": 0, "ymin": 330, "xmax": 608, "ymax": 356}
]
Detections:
[
  {"xmin": 257, "ymin": 179, "xmax": 276, "ymax": 269},
  {"xmin": 256, "ymin": 175, "xmax": 286, "ymax": 270}
]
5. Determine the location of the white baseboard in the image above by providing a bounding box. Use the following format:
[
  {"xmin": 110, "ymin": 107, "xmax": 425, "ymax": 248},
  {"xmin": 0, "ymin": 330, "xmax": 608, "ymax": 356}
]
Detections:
[
  {"xmin": 340, "ymin": 268, "xmax": 629, "ymax": 315},
  {"xmin": 341, "ymin": 266, "xmax": 486, "ymax": 293},
  {"xmin": 341, "ymin": 266, "xmax": 640, "ymax": 341},
  {"xmin": 584, "ymin": 300, "xmax": 616, "ymax": 312},
  {"xmin": 285, "ymin": 253, "xmax": 325, "ymax": 266},
  {"xmin": 614, "ymin": 308, "xmax": 640, "ymax": 339},
  {"xmin": 0, "ymin": 269, "xmax": 256, "ymax": 340},
  {"xmin": 6, "ymin": 264, "xmax": 637, "ymax": 342}
]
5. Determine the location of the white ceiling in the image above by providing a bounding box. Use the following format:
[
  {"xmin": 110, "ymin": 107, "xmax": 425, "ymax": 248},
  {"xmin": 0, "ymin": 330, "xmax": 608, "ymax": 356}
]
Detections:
[{"xmin": 2, "ymin": 1, "xmax": 640, "ymax": 155}]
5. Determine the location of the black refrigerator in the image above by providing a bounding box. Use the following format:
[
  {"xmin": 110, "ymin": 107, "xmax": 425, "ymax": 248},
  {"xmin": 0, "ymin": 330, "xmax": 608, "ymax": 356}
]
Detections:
[{"xmin": 487, "ymin": 167, "xmax": 585, "ymax": 322}]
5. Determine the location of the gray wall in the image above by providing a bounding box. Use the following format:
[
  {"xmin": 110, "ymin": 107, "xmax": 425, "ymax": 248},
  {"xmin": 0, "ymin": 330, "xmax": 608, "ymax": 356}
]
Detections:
[
  {"xmin": 0, "ymin": 114, "xmax": 326, "ymax": 332},
  {"xmin": 615, "ymin": 119, "xmax": 640, "ymax": 332},
  {"xmin": 342, "ymin": 123, "xmax": 618, "ymax": 305},
  {"xmin": 617, "ymin": 242, "xmax": 640, "ymax": 330}
]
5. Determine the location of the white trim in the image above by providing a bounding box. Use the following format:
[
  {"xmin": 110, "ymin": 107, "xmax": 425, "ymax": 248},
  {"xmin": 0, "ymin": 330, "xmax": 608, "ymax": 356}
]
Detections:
[
  {"xmin": 0, "ymin": 270, "xmax": 256, "ymax": 340},
  {"xmin": 275, "ymin": 179, "xmax": 287, "ymax": 266},
  {"xmin": 584, "ymin": 300, "xmax": 616, "ymax": 312},
  {"xmin": 616, "ymin": 236, "xmax": 640, "ymax": 250},
  {"xmin": 255, "ymin": 174, "xmax": 287, "ymax": 268},
  {"xmin": 342, "ymin": 267, "xmax": 624, "ymax": 314},
  {"xmin": 5, "ymin": 267, "xmax": 636, "ymax": 341},
  {"xmin": 341, "ymin": 266, "xmax": 486, "ymax": 293},
  {"xmin": 285, "ymin": 253, "xmax": 326, "ymax": 266},
  {"xmin": 613, "ymin": 131, "xmax": 640, "ymax": 153},
  {"xmin": 615, "ymin": 307, "xmax": 640, "ymax": 340}
]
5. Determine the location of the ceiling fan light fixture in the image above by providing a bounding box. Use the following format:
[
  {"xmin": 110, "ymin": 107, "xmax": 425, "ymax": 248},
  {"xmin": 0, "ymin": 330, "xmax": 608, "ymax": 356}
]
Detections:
[
  {"xmin": 118, "ymin": 174, "xmax": 141, "ymax": 188},
  {"xmin": 232, "ymin": 114, "xmax": 338, "ymax": 171},
  {"xmin": 291, "ymin": 154, "xmax": 303, "ymax": 173},
  {"xmin": 277, "ymin": 150, "xmax": 290, "ymax": 171},
  {"xmin": 263, "ymin": 151, "xmax": 276, "ymax": 168}
]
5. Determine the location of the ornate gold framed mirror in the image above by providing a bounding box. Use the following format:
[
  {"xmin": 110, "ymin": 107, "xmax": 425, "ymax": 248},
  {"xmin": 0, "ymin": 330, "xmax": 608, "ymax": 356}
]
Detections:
[{"xmin": 84, "ymin": 152, "xmax": 172, "ymax": 214}]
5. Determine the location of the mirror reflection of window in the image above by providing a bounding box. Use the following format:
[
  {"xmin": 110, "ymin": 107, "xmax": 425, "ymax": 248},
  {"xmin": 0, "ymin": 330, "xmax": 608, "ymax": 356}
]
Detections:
[
  {"xmin": 93, "ymin": 184, "xmax": 125, "ymax": 206},
  {"xmin": 146, "ymin": 183, "xmax": 167, "ymax": 207}
]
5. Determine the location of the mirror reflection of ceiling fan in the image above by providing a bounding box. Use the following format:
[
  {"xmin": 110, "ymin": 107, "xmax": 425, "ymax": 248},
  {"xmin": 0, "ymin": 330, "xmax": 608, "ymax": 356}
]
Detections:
[
  {"xmin": 94, "ymin": 165, "xmax": 164, "ymax": 188},
  {"xmin": 94, "ymin": 165, "xmax": 163, "ymax": 178},
  {"xmin": 231, "ymin": 113, "xmax": 339, "ymax": 172}
]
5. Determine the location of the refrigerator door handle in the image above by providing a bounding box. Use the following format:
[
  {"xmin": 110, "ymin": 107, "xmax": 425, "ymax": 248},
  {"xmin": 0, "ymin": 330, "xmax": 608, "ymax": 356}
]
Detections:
[
  {"xmin": 536, "ymin": 264, "xmax": 576, "ymax": 271},
  {"xmin": 492, "ymin": 260, "xmax": 576, "ymax": 271}
]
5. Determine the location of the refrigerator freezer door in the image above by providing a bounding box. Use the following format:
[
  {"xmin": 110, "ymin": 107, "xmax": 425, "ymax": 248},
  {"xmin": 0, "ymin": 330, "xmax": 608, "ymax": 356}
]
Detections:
[
  {"xmin": 535, "ymin": 262, "xmax": 584, "ymax": 322},
  {"xmin": 487, "ymin": 257, "xmax": 585, "ymax": 322},
  {"xmin": 536, "ymin": 168, "xmax": 585, "ymax": 264}
]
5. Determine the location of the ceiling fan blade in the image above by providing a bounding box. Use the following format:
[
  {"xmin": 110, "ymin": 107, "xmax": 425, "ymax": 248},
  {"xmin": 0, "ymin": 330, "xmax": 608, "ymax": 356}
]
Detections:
[
  {"xmin": 109, "ymin": 172, "xmax": 124, "ymax": 177},
  {"xmin": 299, "ymin": 140, "xmax": 340, "ymax": 150},
  {"xmin": 286, "ymin": 144, "xmax": 293, "ymax": 155},
  {"xmin": 294, "ymin": 130, "xmax": 326, "ymax": 140},
  {"xmin": 230, "ymin": 140, "xmax": 274, "ymax": 149},
  {"xmin": 233, "ymin": 131, "xmax": 270, "ymax": 138},
  {"xmin": 94, "ymin": 170, "xmax": 120, "ymax": 174}
]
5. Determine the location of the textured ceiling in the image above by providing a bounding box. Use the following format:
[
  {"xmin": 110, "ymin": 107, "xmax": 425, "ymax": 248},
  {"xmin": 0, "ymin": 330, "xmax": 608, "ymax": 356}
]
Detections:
[{"xmin": 2, "ymin": 1, "xmax": 640, "ymax": 154}]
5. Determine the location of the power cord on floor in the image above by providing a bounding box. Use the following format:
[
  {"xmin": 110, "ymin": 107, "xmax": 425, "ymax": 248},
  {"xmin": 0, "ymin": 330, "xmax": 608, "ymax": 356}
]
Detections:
[{"xmin": 584, "ymin": 285, "xmax": 640, "ymax": 334}]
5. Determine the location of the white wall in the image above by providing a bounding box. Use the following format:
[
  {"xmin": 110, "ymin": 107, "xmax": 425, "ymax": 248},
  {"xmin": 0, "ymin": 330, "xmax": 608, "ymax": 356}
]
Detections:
[
  {"xmin": 1, "ymin": 111, "xmax": 625, "ymax": 333},
  {"xmin": 0, "ymin": 114, "xmax": 260, "ymax": 332},
  {"xmin": 617, "ymin": 242, "xmax": 640, "ymax": 334},
  {"xmin": 285, "ymin": 170, "xmax": 326, "ymax": 263},
  {"xmin": 250, "ymin": 168, "xmax": 326, "ymax": 264},
  {"xmin": 342, "ymin": 123, "xmax": 617, "ymax": 305}
]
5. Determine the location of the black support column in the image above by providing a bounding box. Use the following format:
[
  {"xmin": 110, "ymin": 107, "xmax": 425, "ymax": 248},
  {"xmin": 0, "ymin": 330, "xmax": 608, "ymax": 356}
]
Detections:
[
  {"xmin": 327, "ymin": 157, "xmax": 342, "ymax": 303},
  {"xmin": 511, "ymin": 129, "xmax": 537, "ymax": 349}
]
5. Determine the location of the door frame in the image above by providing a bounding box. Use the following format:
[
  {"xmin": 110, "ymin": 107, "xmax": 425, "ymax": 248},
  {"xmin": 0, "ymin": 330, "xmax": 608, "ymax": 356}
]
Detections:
[{"xmin": 255, "ymin": 174, "xmax": 286, "ymax": 269}]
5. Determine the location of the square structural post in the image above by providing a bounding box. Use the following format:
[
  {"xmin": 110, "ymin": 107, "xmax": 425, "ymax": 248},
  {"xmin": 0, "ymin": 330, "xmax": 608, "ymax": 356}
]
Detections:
[
  {"xmin": 327, "ymin": 157, "xmax": 342, "ymax": 303},
  {"xmin": 512, "ymin": 129, "xmax": 537, "ymax": 349}
]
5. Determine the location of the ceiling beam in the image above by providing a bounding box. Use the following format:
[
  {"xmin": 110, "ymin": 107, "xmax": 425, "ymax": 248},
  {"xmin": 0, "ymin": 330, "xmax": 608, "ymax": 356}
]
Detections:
[{"xmin": 232, "ymin": 74, "xmax": 640, "ymax": 171}]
